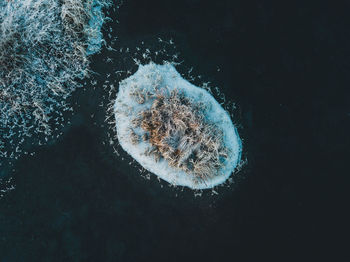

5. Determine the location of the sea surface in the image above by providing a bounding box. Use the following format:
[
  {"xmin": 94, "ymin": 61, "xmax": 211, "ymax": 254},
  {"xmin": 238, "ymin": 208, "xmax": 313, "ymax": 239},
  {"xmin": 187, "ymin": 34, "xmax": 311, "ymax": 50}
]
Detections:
[{"xmin": 0, "ymin": 0, "xmax": 348, "ymax": 261}]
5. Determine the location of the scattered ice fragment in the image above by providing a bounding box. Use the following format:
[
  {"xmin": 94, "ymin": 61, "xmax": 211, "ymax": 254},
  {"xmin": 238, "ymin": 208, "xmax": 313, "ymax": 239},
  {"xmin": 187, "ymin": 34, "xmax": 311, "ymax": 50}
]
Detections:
[{"xmin": 0, "ymin": 0, "xmax": 111, "ymax": 166}]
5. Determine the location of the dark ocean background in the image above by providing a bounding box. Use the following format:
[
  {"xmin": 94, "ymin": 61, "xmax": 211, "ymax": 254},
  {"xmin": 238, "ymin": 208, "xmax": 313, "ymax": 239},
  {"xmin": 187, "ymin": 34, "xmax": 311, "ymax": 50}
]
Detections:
[{"xmin": 0, "ymin": 0, "xmax": 348, "ymax": 261}]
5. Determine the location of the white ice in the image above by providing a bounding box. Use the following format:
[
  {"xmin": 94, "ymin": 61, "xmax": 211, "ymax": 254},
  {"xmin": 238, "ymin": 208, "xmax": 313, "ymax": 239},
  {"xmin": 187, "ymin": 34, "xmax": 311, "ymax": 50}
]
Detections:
[
  {"xmin": 85, "ymin": 0, "xmax": 105, "ymax": 55},
  {"xmin": 114, "ymin": 62, "xmax": 242, "ymax": 189}
]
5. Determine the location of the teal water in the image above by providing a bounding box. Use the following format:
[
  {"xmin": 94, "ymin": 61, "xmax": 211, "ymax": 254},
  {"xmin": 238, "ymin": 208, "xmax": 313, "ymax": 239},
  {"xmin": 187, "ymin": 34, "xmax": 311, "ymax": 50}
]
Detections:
[{"xmin": 0, "ymin": 0, "xmax": 348, "ymax": 261}]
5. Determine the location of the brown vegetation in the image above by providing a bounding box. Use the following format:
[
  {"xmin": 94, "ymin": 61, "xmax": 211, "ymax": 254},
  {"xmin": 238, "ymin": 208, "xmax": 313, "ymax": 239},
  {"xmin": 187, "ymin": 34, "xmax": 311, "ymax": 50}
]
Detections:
[{"xmin": 131, "ymin": 88, "xmax": 229, "ymax": 183}]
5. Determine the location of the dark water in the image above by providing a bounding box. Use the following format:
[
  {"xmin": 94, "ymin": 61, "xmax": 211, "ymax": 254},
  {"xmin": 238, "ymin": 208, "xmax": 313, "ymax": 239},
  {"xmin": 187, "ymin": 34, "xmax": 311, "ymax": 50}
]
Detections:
[{"xmin": 0, "ymin": 0, "xmax": 348, "ymax": 261}]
